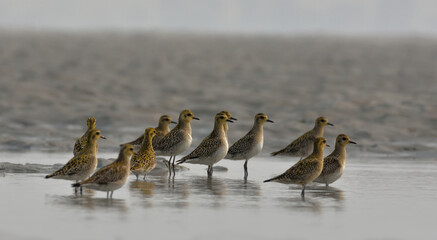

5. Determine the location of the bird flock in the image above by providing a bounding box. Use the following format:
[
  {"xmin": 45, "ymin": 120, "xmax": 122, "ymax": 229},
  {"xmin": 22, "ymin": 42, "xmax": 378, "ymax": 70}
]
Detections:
[{"xmin": 45, "ymin": 109, "xmax": 356, "ymax": 198}]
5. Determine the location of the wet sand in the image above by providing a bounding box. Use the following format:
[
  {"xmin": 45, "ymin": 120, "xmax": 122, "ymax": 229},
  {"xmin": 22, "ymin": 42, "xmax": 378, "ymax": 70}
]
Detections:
[
  {"xmin": 0, "ymin": 31, "xmax": 436, "ymax": 157},
  {"xmin": 1, "ymin": 154, "xmax": 437, "ymax": 240}
]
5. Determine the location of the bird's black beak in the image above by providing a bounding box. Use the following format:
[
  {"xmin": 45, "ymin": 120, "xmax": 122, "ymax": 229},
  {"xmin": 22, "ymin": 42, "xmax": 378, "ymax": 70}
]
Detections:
[
  {"xmin": 327, "ymin": 122, "xmax": 334, "ymax": 126},
  {"xmin": 230, "ymin": 117, "xmax": 237, "ymax": 121},
  {"xmin": 267, "ymin": 119, "xmax": 274, "ymax": 123},
  {"xmin": 326, "ymin": 144, "xmax": 330, "ymax": 147},
  {"xmin": 349, "ymin": 140, "xmax": 357, "ymax": 144},
  {"xmin": 100, "ymin": 135, "xmax": 106, "ymax": 139},
  {"xmin": 171, "ymin": 121, "xmax": 177, "ymax": 124},
  {"xmin": 226, "ymin": 119, "xmax": 234, "ymax": 123},
  {"xmin": 193, "ymin": 117, "xmax": 200, "ymax": 120}
]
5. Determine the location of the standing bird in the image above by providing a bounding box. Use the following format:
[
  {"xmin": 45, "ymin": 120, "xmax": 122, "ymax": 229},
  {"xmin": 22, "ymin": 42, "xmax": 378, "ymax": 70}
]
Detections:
[
  {"xmin": 72, "ymin": 144, "xmax": 135, "ymax": 198},
  {"xmin": 219, "ymin": 110, "xmax": 237, "ymax": 137},
  {"xmin": 225, "ymin": 113, "xmax": 273, "ymax": 178},
  {"xmin": 130, "ymin": 128, "xmax": 157, "ymax": 180},
  {"xmin": 46, "ymin": 129, "xmax": 106, "ymax": 192},
  {"xmin": 313, "ymin": 134, "xmax": 356, "ymax": 187},
  {"xmin": 177, "ymin": 113, "xmax": 233, "ymax": 177},
  {"xmin": 264, "ymin": 137, "xmax": 329, "ymax": 197},
  {"xmin": 73, "ymin": 117, "xmax": 97, "ymax": 156},
  {"xmin": 154, "ymin": 109, "xmax": 199, "ymax": 170},
  {"xmin": 123, "ymin": 115, "xmax": 177, "ymax": 149},
  {"xmin": 271, "ymin": 116, "xmax": 333, "ymax": 159}
]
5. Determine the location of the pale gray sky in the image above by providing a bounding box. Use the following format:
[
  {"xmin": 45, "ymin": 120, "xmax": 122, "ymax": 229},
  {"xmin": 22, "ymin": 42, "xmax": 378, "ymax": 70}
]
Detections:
[{"xmin": 1, "ymin": 0, "xmax": 436, "ymax": 34}]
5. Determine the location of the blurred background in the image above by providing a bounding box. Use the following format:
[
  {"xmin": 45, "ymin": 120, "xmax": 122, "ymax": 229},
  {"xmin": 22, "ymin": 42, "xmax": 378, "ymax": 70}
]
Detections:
[
  {"xmin": 0, "ymin": 0, "xmax": 436, "ymax": 156},
  {"xmin": 1, "ymin": 0, "xmax": 437, "ymax": 34}
]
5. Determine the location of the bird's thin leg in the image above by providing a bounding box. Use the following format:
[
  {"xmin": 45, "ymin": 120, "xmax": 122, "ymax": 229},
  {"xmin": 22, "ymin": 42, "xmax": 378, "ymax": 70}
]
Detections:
[
  {"xmin": 172, "ymin": 156, "xmax": 176, "ymax": 173},
  {"xmin": 74, "ymin": 180, "xmax": 78, "ymax": 194},
  {"xmin": 243, "ymin": 159, "xmax": 248, "ymax": 179},
  {"xmin": 207, "ymin": 165, "xmax": 213, "ymax": 177},
  {"xmin": 143, "ymin": 173, "xmax": 146, "ymax": 181},
  {"xmin": 167, "ymin": 156, "xmax": 173, "ymax": 175},
  {"xmin": 171, "ymin": 156, "xmax": 176, "ymax": 175},
  {"xmin": 166, "ymin": 156, "xmax": 170, "ymax": 169},
  {"xmin": 80, "ymin": 186, "xmax": 83, "ymax": 195},
  {"xmin": 110, "ymin": 191, "xmax": 114, "ymax": 198},
  {"xmin": 106, "ymin": 191, "xmax": 109, "ymax": 198},
  {"xmin": 301, "ymin": 185, "xmax": 305, "ymax": 197}
]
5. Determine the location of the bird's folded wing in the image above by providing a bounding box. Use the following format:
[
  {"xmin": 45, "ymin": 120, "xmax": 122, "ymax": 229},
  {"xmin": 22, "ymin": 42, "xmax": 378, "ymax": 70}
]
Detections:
[
  {"xmin": 228, "ymin": 134, "xmax": 255, "ymax": 155},
  {"xmin": 180, "ymin": 138, "xmax": 221, "ymax": 161},
  {"xmin": 321, "ymin": 155, "xmax": 341, "ymax": 175},
  {"xmin": 154, "ymin": 130, "xmax": 184, "ymax": 150}
]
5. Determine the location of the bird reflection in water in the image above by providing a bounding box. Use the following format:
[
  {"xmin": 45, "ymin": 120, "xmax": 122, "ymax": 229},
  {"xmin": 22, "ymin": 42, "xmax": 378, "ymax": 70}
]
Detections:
[
  {"xmin": 190, "ymin": 176, "xmax": 227, "ymax": 208},
  {"xmin": 311, "ymin": 186, "xmax": 345, "ymax": 201},
  {"xmin": 129, "ymin": 180, "xmax": 156, "ymax": 198},
  {"xmin": 273, "ymin": 185, "xmax": 345, "ymax": 213},
  {"xmin": 49, "ymin": 189, "xmax": 128, "ymax": 212}
]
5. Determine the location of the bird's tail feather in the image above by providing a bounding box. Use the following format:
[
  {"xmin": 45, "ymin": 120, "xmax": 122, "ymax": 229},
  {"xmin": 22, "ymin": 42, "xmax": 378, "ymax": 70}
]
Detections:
[
  {"xmin": 264, "ymin": 175, "xmax": 281, "ymax": 183},
  {"xmin": 270, "ymin": 150, "xmax": 281, "ymax": 156},
  {"xmin": 176, "ymin": 158, "xmax": 185, "ymax": 165}
]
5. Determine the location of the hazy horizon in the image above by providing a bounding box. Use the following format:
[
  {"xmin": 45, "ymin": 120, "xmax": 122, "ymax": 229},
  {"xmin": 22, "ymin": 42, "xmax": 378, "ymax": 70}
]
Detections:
[{"xmin": 1, "ymin": 0, "xmax": 437, "ymax": 35}]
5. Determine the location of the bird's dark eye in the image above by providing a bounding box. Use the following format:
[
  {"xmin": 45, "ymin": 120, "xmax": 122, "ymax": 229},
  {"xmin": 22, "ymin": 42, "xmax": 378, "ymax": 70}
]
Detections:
[
  {"xmin": 220, "ymin": 116, "xmax": 224, "ymax": 119},
  {"xmin": 321, "ymin": 119, "xmax": 326, "ymax": 122},
  {"xmin": 96, "ymin": 132, "xmax": 100, "ymax": 135},
  {"xmin": 323, "ymin": 140, "xmax": 326, "ymax": 143},
  {"xmin": 187, "ymin": 114, "xmax": 192, "ymax": 117},
  {"xmin": 342, "ymin": 137, "xmax": 347, "ymax": 141},
  {"xmin": 130, "ymin": 148, "xmax": 134, "ymax": 151},
  {"xmin": 260, "ymin": 116, "xmax": 265, "ymax": 119}
]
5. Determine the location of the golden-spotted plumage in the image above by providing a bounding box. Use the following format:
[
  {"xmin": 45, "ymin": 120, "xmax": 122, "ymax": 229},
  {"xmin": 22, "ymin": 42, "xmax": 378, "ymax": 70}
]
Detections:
[
  {"xmin": 226, "ymin": 113, "xmax": 273, "ymax": 178},
  {"xmin": 124, "ymin": 115, "xmax": 176, "ymax": 149},
  {"xmin": 314, "ymin": 134, "xmax": 356, "ymax": 187},
  {"xmin": 154, "ymin": 109, "xmax": 199, "ymax": 170},
  {"xmin": 73, "ymin": 117, "xmax": 97, "ymax": 156},
  {"xmin": 46, "ymin": 129, "xmax": 105, "ymax": 182},
  {"xmin": 72, "ymin": 144, "xmax": 135, "ymax": 198},
  {"xmin": 271, "ymin": 116, "xmax": 333, "ymax": 159},
  {"xmin": 264, "ymin": 137, "xmax": 328, "ymax": 197},
  {"xmin": 130, "ymin": 128, "xmax": 157, "ymax": 180},
  {"xmin": 177, "ymin": 113, "xmax": 233, "ymax": 177}
]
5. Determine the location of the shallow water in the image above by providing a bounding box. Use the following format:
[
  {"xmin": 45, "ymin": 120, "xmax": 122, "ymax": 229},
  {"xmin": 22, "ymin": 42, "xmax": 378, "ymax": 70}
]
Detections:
[{"xmin": 1, "ymin": 154, "xmax": 436, "ymax": 240}]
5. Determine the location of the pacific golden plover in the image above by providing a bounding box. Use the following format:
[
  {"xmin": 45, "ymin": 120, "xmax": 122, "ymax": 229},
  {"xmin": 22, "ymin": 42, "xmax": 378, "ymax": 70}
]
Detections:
[
  {"xmin": 314, "ymin": 134, "xmax": 356, "ymax": 187},
  {"xmin": 225, "ymin": 113, "xmax": 273, "ymax": 178},
  {"xmin": 265, "ymin": 137, "xmax": 329, "ymax": 197}
]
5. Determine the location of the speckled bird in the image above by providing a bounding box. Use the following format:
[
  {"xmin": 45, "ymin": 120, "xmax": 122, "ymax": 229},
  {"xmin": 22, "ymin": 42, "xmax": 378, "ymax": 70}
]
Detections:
[
  {"xmin": 73, "ymin": 117, "xmax": 97, "ymax": 156},
  {"xmin": 154, "ymin": 109, "xmax": 199, "ymax": 168},
  {"xmin": 177, "ymin": 113, "xmax": 233, "ymax": 177},
  {"xmin": 313, "ymin": 134, "xmax": 356, "ymax": 187},
  {"xmin": 271, "ymin": 116, "xmax": 333, "ymax": 159},
  {"xmin": 124, "ymin": 115, "xmax": 176, "ymax": 149},
  {"xmin": 46, "ymin": 129, "xmax": 106, "ymax": 192},
  {"xmin": 264, "ymin": 137, "xmax": 329, "ymax": 197},
  {"xmin": 130, "ymin": 128, "xmax": 157, "ymax": 180},
  {"xmin": 225, "ymin": 113, "xmax": 273, "ymax": 178},
  {"xmin": 72, "ymin": 144, "xmax": 135, "ymax": 198}
]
